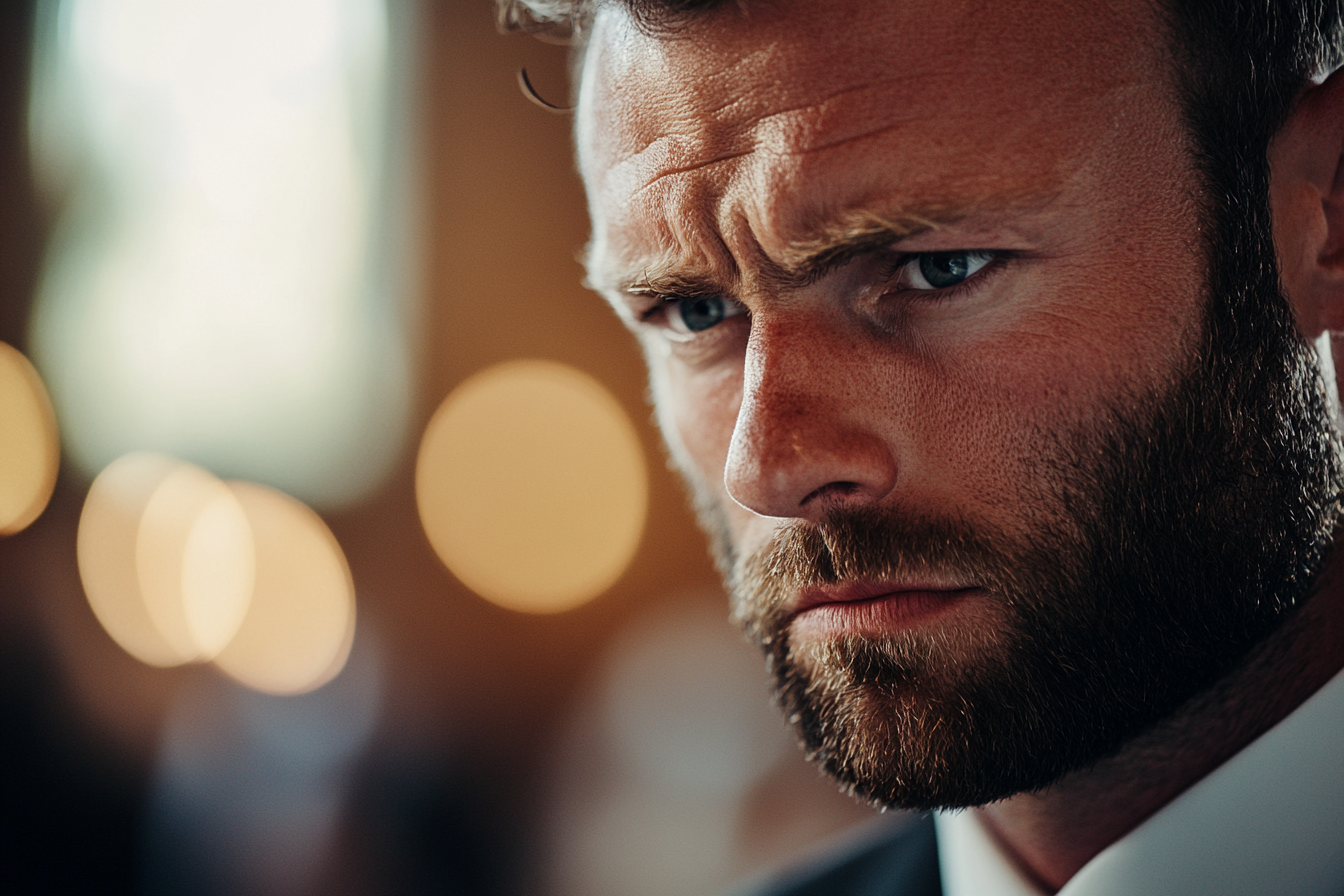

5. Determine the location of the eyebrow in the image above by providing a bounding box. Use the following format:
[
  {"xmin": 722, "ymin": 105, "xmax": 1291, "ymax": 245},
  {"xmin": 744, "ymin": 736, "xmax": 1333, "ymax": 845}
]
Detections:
[
  {"xmin": 594, "ymin": 201, "xmax": 1003, "ymax": 299},
  {"xmin": 769, "ymin": 209, "xmax": 951, "ymax": 288}
]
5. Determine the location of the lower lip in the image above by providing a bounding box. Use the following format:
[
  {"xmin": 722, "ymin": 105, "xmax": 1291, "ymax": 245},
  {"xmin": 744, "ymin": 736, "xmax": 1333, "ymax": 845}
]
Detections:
[{"xmin": 792, "ymin": 589, "xmax": 974, "ymax": 639}]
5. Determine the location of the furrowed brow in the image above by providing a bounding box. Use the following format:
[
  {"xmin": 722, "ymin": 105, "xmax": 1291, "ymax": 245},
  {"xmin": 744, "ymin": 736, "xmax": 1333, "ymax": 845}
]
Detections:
[
  {"xmin": 586, "ymin": 247, "xmax": 730, "ymax": 299},
  {"xmin": 589, "ymin": 200, "xmax": 1027, "ymax": 299},
  {"xmin": 621, "ymin": 269, "xmax": 724, "ymax": 298},
  {"xmin": 593, "ymin": 217, "xmax": 936, "ymax": 300},
  {"xmin": 781, "ymin": 191, "xmax": 1063, "ymax": 287},
  {"xmin": 767, "ymin": 208, "xmax": 958, "ymax": 288}
]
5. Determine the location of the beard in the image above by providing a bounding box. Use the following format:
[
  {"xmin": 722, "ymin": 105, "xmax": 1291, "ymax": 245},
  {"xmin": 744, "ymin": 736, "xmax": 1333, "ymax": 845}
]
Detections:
[{"xmin": 669, "ymin": 222, "xmax": 1344, "ymax": 812}]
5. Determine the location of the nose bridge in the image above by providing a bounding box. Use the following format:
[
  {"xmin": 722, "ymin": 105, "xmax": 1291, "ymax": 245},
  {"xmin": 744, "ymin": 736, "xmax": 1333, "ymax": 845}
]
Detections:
[{"xmin": 725, "ymin": 311, "xmax": 898, "ymax": 518}]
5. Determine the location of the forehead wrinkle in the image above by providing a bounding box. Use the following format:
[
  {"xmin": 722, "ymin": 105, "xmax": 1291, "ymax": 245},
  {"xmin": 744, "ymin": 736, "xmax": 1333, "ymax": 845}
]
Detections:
[
  {"xmin": 589, "ymin": 214, "xmax": 740, "ymax": 298},
  {"xmin": 746, "ymin": 80, "xmax": 931, "ymax": 159},
  {"xmin": 767, "ymin": 116, "xmax": 928, "ymax": 162},
  {"xmin": 618, "ymin": 78, "xmax": 926, "ymax": 199},
  {"xmin": 632, "ymin": 143, "xmax": 755, "ymax": 195}
]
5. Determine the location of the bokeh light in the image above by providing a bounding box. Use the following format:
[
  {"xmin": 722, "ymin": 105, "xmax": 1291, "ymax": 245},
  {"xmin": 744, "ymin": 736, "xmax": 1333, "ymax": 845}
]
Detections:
[
  {"xmin": 416, "ymin": 359, "xmax": 648, "ymax": 613},
  {"xmin": 78, "ymin": 451, "xmax": 197, "ymax": 667},
  {"xmin": 137, "ymin": 461, "xmax": 254, "ymax": 661},
  {"xmin": 0, "ymin": 342, "xmax": 59, "ymax": 536},
  {"xmin": 79, "ymin": 452, "xmax": 354, "ymax": 693},
  {"xmin": 212, "ymin": 481, "xmax": 356, "ymax": 696}
]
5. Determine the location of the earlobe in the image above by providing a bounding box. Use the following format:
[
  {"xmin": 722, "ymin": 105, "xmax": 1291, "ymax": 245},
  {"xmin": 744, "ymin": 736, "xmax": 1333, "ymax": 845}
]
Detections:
[{"xmin": 1271, "ymin": 67, "xmax": 1344, "ymax": 337}]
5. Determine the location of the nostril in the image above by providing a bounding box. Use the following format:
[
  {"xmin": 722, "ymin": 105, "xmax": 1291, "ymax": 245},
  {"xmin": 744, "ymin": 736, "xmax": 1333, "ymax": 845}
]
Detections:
[{"xmin": 800, "ymin": 481, "xmax": 863, "ymax": 507}]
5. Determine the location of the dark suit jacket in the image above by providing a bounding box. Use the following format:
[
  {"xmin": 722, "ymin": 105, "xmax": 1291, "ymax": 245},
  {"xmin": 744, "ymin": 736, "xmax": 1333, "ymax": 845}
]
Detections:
[{"xmin": 736, "ymin": 813, "xmax": 941, "ymax": 896}]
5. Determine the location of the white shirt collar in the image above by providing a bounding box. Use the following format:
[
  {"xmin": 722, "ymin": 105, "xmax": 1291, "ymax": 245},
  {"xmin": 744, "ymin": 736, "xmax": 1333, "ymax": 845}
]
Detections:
[{"xmin": 934, "ymin": 665, "xmax": 1344, "ymax": 896}]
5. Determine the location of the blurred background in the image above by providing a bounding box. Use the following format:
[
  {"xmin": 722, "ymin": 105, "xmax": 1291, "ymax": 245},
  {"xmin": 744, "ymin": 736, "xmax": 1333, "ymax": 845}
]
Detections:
[{"xmin": 0, "ymin": 2, "xmax": 883, "ymax": 893}]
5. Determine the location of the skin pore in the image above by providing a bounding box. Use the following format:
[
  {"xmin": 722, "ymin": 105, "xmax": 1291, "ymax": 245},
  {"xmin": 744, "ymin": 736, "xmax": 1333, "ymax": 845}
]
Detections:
[{"xmin": 578, "ymin": 0, "xmax": 1344, "ymax": 891}]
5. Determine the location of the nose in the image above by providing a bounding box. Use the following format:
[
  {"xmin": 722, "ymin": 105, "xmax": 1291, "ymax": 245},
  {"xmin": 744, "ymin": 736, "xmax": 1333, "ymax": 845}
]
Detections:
[{"xmin": 724, "ymin": 314, "xmax": 898, "ymax": 520}]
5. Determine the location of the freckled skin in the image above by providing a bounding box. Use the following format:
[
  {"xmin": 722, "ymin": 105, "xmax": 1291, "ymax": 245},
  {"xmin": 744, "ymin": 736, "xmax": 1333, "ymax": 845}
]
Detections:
[{"xmin": 580, "ymin": 0, "xmax": 1202, "ymax": 565}]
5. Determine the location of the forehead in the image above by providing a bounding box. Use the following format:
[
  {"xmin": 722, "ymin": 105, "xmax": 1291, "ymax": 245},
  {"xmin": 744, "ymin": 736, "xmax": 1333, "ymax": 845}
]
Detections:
[{"xmin": 577, "ymin": 0, "xmax": 1175, "ymax": 286}]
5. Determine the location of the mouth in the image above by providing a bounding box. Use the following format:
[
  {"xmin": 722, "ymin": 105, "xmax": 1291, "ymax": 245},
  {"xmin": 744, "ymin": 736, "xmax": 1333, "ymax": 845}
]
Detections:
[{"xmin": 789, "ymin": 580, "xmax": 979, "ymax": 638}]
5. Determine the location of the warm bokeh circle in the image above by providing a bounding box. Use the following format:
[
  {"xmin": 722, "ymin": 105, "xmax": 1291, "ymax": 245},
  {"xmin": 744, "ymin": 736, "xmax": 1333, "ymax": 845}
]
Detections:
[
  {"xmin": 77, "ymin": 452, "xmax": 355, "ymax": 694},
  {"xmin": 416, "ymin": 359, "xmax": 648, "ymax": 613},
  {"xmin": 0, "ymin": 342, "xmax": 59, "ymax": 536}
]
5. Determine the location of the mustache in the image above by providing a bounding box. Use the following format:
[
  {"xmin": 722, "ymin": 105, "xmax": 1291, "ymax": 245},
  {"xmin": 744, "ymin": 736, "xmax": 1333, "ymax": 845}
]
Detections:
[{"xmin": 731, "ymin": 506, "xmax": 1075, "ymax": 635}]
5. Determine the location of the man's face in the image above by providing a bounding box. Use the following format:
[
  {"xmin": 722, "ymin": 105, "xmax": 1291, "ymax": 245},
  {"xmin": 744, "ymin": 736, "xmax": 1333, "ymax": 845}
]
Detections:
[{"xmin": 579, "ymin": 0, "xmax": 1341, "ymax": 808}]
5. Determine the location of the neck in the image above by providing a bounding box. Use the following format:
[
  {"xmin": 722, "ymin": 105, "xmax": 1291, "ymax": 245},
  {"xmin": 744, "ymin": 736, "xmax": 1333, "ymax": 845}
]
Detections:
[{"xmin": 975, "ymin": 547, "xmax": 1344, "ymax": 893}]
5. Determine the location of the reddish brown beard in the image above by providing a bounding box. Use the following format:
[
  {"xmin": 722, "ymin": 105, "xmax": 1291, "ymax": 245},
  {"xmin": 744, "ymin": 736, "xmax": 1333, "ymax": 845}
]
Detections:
[
  {"xmin": 733, "ymin": 503, "xmax": 1099, "ymax": 809},
  {"xmin": 726, "ymin": 307, "xmax": 1342, "ymax": 809}
]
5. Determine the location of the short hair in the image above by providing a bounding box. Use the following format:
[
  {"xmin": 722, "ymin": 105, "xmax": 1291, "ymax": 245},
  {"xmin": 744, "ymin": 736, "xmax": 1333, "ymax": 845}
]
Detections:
[
  {"xmin": 497, "ymin": 0, "xmax": 718, "ymax": 40},
  {"xmin": 498, "ymin": 0, "xmax": 1341, "ymax": 156}
]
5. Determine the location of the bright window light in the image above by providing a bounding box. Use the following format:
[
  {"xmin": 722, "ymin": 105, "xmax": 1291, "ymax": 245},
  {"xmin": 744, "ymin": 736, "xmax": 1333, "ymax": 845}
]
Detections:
[{"xmin": 29, "ymin": 0, "xmax": 414, "ymax": 508}]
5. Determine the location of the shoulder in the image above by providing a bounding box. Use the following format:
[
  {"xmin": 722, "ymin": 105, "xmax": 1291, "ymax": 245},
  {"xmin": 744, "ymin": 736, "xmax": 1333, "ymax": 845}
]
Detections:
[{"xmin": 733, "ymin": 813, "xmax": 941, "ymax": 896}]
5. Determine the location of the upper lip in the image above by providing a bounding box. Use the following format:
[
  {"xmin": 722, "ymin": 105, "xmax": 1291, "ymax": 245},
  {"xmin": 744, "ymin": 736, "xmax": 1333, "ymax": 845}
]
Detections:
[{"xmin": 790, "ymin": 580, "xmax": 977, "ymax": 618}]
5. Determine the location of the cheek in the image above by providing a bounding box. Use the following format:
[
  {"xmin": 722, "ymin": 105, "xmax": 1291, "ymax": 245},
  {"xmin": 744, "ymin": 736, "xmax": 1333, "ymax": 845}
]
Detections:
[
  {"xmin": 666, "ymin": 358, "xmax": 744, "ymax": 483},
  {"xmin": 656, "ymin": 354, "xmax": 768, "ymax": 543},
  {"xmin": 877, "ymin": 317, "xmax": 1134, "ymax": 519},
  {"xmin": 911, "ymin": 291, "xmax": 1199, "ymax": 520}
]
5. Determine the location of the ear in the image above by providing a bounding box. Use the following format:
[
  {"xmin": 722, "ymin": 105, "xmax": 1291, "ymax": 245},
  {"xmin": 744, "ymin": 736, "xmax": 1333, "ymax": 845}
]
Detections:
[{"xmin": 1270, "ymin": 67, "xmax": 1344, "ymax": 339}]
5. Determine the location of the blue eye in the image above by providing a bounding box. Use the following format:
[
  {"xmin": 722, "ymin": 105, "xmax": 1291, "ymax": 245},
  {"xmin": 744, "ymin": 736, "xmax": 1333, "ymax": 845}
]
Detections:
[
  {"xmin": 908, "ymin": 251, "xmax": 994, "ymax": 290},
  {"xmin": 674, "ymin": 296, "xmax": 731, "ymax": 332},
  {"xmin": 644, "ymin": 292, "xmax": 746, "ymax": 338}
]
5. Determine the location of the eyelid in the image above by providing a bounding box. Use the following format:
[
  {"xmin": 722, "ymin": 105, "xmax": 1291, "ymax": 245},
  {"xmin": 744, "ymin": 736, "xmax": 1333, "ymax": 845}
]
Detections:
[
  {"xmin": 637, "ymin": 293, "xmax": 747, "ymax": 340},
  {"xmin": 886, "ymin": 250, "xmax": 1003, "ymax": 292},
  {"xmin": 630, "ymin": 290, "xmax": 682, "ymax": 324},
  {"xmin": 634, "ymin": 293, "xmax": 686, "ymax": 326}
]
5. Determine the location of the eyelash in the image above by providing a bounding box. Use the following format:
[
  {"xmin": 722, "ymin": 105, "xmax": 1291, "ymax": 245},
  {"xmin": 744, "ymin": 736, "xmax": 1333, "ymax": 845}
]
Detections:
[
  {"xmin": 636, "ymin": 295, "xmax": 742, "ymax": 324},
  {"xmin": 879, "ymin": 251, "xmax": 1007, "ymax": 303},
  {"xmin": 633, "ymin": 250, "xmax": 1009, "ymax": 330},
  {"xmin": 637, "ymin": 295, "xmax": 692, "ymax": 325}
]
